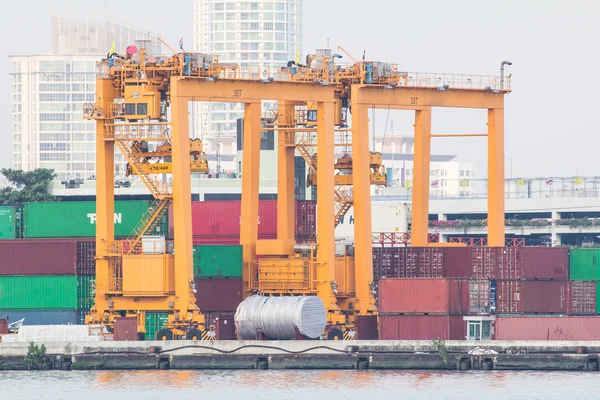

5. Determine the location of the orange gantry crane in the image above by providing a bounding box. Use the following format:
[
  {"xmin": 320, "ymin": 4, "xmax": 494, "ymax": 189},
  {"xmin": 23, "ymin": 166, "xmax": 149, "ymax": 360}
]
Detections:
[{"xmin": 84, "ymin": 42, "xmax": 511, "ymax": 339}]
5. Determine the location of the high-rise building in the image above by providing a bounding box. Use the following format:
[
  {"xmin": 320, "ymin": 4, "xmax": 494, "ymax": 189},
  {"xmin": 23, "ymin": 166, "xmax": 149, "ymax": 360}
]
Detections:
[
  {"xmin": 193, "ymin": 0, "xmax": 303, "ymax": 172},
  {"xmin": 10, "ymin": 17, "xmax": 161, "ymax": 181}
]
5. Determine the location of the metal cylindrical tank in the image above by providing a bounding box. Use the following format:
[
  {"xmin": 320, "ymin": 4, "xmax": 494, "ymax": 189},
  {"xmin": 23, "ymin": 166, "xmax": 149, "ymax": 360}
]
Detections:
[{"xmin": 235, "ymin": 295, "xmax": 326, "ymax": 340}]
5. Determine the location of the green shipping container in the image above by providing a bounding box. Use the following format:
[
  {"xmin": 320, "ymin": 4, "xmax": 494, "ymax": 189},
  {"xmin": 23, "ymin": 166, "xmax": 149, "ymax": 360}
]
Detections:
[
  {"xmin": 570, "ymin": 248, "xmax": 600, "ymax": 281},
  {"xmin": 0, "ymin": 206, "xmax": 16, "ymax": 239},
  {"xmin": 193, "ymin": 245, "xmax": 243, "ymax": 278},
  {"xmin": 0, "ymin": 276, "xmax": 77, "ymax": 309},
  {"xmin": 77, "ymin": 276, "xmax": 95, "ymax": 310},
  {"xmin": 145, "ymin": 312, "xmax": 168, "ymax": 340},
  {"xmin": 24, "ymin": 200, "xmax": 168, "ymax": 238}
]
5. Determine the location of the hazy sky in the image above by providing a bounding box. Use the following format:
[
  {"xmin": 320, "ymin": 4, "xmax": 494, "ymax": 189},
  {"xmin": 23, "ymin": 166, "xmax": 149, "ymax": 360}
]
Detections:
[{"xmin": 1, "ymin": 0, "xmax": 598, "ymax": 178}]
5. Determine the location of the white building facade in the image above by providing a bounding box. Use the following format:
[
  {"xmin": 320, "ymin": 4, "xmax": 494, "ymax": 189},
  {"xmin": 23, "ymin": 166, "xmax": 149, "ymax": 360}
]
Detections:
[
  {"xmin": 192, "ymin": 0, "xmax": 303, "ymax": 173},
  {"xmin": 10, "ymin": 18, "xmax": 161, "ymax": 181}
]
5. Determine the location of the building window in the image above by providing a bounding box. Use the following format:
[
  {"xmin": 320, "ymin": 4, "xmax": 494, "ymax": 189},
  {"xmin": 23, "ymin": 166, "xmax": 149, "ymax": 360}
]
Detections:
[
  {"xmin": 466, "ymin": 170, "xmax": 471, "ymax": 176},
  {"xmin": 264, "ymin": 22, "xmax": 273, "ymax": 30},
  {"xmin": 125, "ymin": 104, "xmax": 136, "ymax": 115},
  {"xmin": 275, "ymin": 22, "xmax": 285, "ymax": 31},
  {"xmin": 137, "ymin": 103, "xmax": 148, "ymax": 115},
  {"xmin": 460, "ymin": 170, "xmax": 465, "ymax": 177},
  {"xmin": 213, "ymin": 2, "xmax": 225, "ymax": 11},
  {"xmin": 430, "ymin": 170, "xmax": 434, "ymax": 176}
]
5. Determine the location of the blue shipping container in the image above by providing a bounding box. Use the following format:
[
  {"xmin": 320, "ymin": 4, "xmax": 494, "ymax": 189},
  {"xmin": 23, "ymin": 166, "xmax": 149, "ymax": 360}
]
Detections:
[
  {"xmin": 490, "ymin": 280, "xmax": 497, "ymax": 314},
  {"xmin": 0, "ymin": 310, "xmax": 78, "ymax": 325}
]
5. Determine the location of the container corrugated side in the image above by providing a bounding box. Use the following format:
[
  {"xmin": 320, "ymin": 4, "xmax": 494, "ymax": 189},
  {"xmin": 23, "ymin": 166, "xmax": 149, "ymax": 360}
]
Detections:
[
  {"xmin": 77, "ymin": 276, "xmax": 95, "ymax": 310},
  {"xmin": 0, "ymin": 239, "xmax": 78, "ymax": 275},
  {"xmin": 194, "ymin": 278, "xmax": 243, "ymax": 312},
  {"xmin": 570, "ymin": 281, "xmax": 596, "ymax": 315},
  {"xmin": 495, "ymin": 316, "xmax": 600, "ymax": 340},
  {"xmin": 378, "ymin": 315, "xmax": 466, "ymax": 340},
  {"xmin": 191, "ymin": 200, "xmax": 277, "ymax": 237},
  {"xmin": 24, "ymin": 201, "xmax": 161, "ymax": 238},
  {"xmin": 0, "ymin": 206, "xmax": 16, "ymax": 239},
  {"xmin": 193, "ymin": 245, "xmax": 243, "ymax": 278},
  {"xmin": 295, "ymin": 200, "xmax": 316, "ymax": 242},
  {"xmin": 443, "ymin": 247, "xmax": 471, "ymax": 278},
  {"xmin": 378, "ymin": 278, "xmax": 450, "ymax": 314},
  {"xmin": 570, "ymin": 248, "xmax": 599, "ymax": 281},
  {"xmin": 356, "ymin": 315, "xmax": 378, "ymax": 340},
  {"xmin": 470, "ymin": 247, "xmax": 497, "ymax": 279},
  {"xmin": 145, "ymin": 312, "xmax": 168, "ymax": 340},
  {"xmin": 114, "ymin": 317, "xmax": 139, "ymax": 341},
  {"xmin": 521, "ymin": 247, "xmax": 568, "ymax": 280},
  {"xmin": 0, "ymin": 276, "xmax": 77, "ymax": 309},
  {"xmin": 205, "ymin": 312, "xmax": 236, "ymax": 340},
  {"xmin": 0, "ymin": 310, "xmax": 78, "ymax": 325},
  {"xmin": 597, "ymin": 282, "xmax": 600, "ymax": 315},
  {"xmin": 522, "ymin": 280, "xmax": 569, "ymax": 314}
]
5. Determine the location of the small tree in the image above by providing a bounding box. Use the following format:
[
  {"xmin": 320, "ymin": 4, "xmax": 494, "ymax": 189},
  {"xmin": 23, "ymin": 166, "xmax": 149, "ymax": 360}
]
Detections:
[
  {"xmin": 0, "ymin": 168, "xmax": 57, "ymax": 204},
  {"xmin": 23, "ymin": 342, "xmax": 47, "ymax": 370}
]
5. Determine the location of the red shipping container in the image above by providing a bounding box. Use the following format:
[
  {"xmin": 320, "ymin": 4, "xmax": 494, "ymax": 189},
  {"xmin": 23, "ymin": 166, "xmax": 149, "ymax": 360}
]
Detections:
[
  {"xmin": 194, "ymin": 278, "xmax": 243, "ymax": 312},
  {"xmin": 378, "ymin": 278, "xmax": 468, "ymax": 314},
  {"xmin": 470, "ymin": 247, "xmax": 497, "ymax": 279},
  {"xmin": 497, "ymin": 280, "xmax": 523, "ymax": 314},
  {"xmin": 405, "ymin": 247, "xmax": 444, "ymax": 278},
  {"xmin": 113, "ymin": 317, "xmax": 138, "ymax": 341},
  {"xmin": 522, "ymin": 280, "xmax": 570, "ymax": 314},
  {"xmin": 373, "ymin": 247, "xmax": 403, "ymax": 280},
  {"xmin": 295, "ymin": 200, "xmax": 316, "ymax": 242},
  {"xmin": 372, "ymin": 247, "xmax": 382, "ymax": 281},
  {"xmin": 192, "ymin": 235, "xmax": 276, "ymax": 245},
  {"xmin": 0, "ymin": 239, "xmax": 81, "ymax": 275},
  {"xmin": 570, "ymin": 281, "xmax": 596, "ymax": 315},
  {"xmin": 495, "ymin": 316, "xmax": 600, "ymax": 340},
  {"xmin": 355, "ymin": 315, "xmax": 378, "ymax": 340},
  {"xmin": 191, "ymin": 200, "xmax": 277, "ymax": 237},
  {"xmin": 378, "ymin": 315, "xmax": 466, "ymax": 340},
  {"xmin": 521, "ymin": 247, "xmax": 568, "ymax": 280},
  {"xmin": 443, "ymin": 247, "xmax": 471, "ymax": 278},
  {"xmin": 495, "ymin": 247, "xmax": 522, "ymax": 280},
  {"xmin": 0, "ymin": 319, "xmax": 7, "ymax": 334},
  {"xmin": 205, "ymin": 313, "xmax": 236, "ymax": 340}
]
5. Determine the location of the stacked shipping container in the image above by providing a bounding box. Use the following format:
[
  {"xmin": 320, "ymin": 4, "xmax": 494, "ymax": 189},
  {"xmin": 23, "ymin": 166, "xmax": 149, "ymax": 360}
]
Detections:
[{"xmin": 569, "ymin": 248, "xmax": 600, "ymax": 315}]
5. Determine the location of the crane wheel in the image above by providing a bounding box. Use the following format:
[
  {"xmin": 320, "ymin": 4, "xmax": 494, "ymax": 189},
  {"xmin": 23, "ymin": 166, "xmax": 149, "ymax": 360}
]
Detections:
[
  {"xmin": 327, "ymin": 328, "xmax": 344, "ymax": 341},
  {"xmin": 186, "ymin": 328, "xmax": 203, "ymax": 341},
  {"xmin": 156, "ymin": 328, "xmax": 173, "ymax": 341}
]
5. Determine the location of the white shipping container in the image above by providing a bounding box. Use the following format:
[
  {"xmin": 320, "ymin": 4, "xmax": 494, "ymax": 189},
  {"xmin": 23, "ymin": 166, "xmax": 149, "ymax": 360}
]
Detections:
[
  {"xmin": 142, "ymin": 235, "xmax": 166, "ymax": 254},
  {"xmin": 334, "ymin": 201, "xmax": 410, "ymax": 239}
]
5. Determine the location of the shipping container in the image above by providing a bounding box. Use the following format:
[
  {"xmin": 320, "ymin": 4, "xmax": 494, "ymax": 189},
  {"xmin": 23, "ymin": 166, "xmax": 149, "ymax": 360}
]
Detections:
[
  {"xmin": 114, "ymin": 317, "xmax": 139, "ymax": 341},
  {"xmin": 77, "ymin": 276, "xmax": 95, "ymax": 310},
  {"xmin": 0, "ymin": 319, "xmax": 7, "ymax": 334},
  {"xmin": 495, "ymin": 316, "xmax": 600, "ymax": 340},
  {"xmin": 597, "ymin": 282, "xmax": 600, "ymax": 315},
  {"xmin": 0, "ymin": 310, "xmax": 78, "ymax": 325},
  {"xmin": 355, "ymin": 315, "xmax": 378, "ymax": 340},
  {"xmin": 194, "ymin": 278, "xmax": 243, "ymax": 312},
  {"xmin": 0, "ymin": 205, "xmax": 17, "ymax": 239},
  {"xmin": 496, "ymin": 280, "xmax": 523, "ymax": 314},
  {"xmin": 521, "ymin": 247, "xmax": 568, "ymax": 280},
  {"xmin": 470, "ymin": 247, "xmax": 497, "ymax": 279},
  {"xmin": 295, "ymin": 200, "xmax": 316, "ymax": 242},
  {"xmin": 0, "ymin": 276, "xmax": 77, "ymax": 309},
  {"xmin": 193, "ymin": 245, "xmax": 243, "ymax": 278},
  {"xmin": 469, "ymin": 279, "xmax": 491, "ymax": 314},
  {"xmin": 522, "ymin": 280, "xmax": 569, "ymax": 314},
  {"xmin": 145, "ymin": 312, "xmax": 168, "ymax": 340},
  {"xmin": 378, "ymin": 315, "xmax": 466, "ymax": 340},
  {"xmin": 191, "ymin": 200, "xmax": 277, "ymax": 237},
  {"xmin": 77, "ymin": 241, "xmax": 96, "ymax": 275},
  {"xmin": 495, "ymin": 247, "xmax": 522, "ymax": 280},
  {"xmin": 378, "ymin": 278, "xmax": 468, "ymax": 314},
  {"xmin": 205, "ymin": 312, "xmax": 236, "ymax": 340},
  {"xmin": 24, "ymin": 201, "xmax": 167, "ymax": 238},
  {"xmin": 570, "ymin": 248, "xmax": 600, "ymax": 281},
  {"xmin": 443, "ymin": 247, "xmax": 471, "ymax": 278},
  {"xmin": 570, "ymin": 281, "xmax": 596, "ymax": 315},
  {"xmin": 77, "ymin": 310, "xmax": 89, "ymax": 325},
  {"xmin": 497, "ymin": 280, "xmax": 569, "ymax": 314},
  {"xmin": 406, "ymin": 247, "xmax": 445, "ymax": 278},
  {"xmin": 0, "ymin": 239, "xmax": 78, "ymax": 275}
]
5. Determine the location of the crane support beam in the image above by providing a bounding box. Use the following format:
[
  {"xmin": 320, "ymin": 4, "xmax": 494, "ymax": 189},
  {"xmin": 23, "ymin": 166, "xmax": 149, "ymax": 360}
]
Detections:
[
  {"xmin": 488, "ymin": 108, "xmax": 505, "ymax": 246},
  {"xmin": 349, "ymin": 98, "xmax": 375, "ymax": 315},
  {"xmin": 352, "ymin": 86, "xmax": 504, "ymax": 109},
  {"xmin": 174, "ymin": 78, "xmax": 336, "ymax": 103},
  {"xmin": 277, "ymin": 101, "xmax": 296, "ymax": 243},
  {"xmin": 169, "ymin": 78, "xmax": 196, "ymax": 318},
  {"xmin": 411, "ymin": 108, "xmax": 433, "ymax": 247},
  {"xmin": 316, "ymin": 101, "xmax": 338, "ymax": 319},
  {"xmin": 240, "ymin": 102, "xmax": 262, "ymax": 298},
  {"xmin": 94, "ymin": 78, "xmax": 117, "ymax": 314}
]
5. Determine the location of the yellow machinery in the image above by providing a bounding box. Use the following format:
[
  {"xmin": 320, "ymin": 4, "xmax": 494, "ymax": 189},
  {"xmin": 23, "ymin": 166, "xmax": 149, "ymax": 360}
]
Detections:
[{"xmin": 84, "ymin": 42, "xmax": 511, "ymax": 340}]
